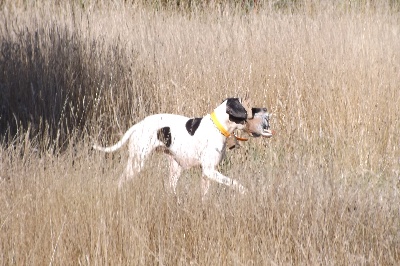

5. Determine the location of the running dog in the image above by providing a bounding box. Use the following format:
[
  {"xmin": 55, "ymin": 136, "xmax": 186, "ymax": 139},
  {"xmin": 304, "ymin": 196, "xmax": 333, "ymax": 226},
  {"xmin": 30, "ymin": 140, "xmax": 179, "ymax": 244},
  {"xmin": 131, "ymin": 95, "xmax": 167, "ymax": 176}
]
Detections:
[{"xmin": 93, "ymin": 98, "xmax": 272, "ymax": 198}]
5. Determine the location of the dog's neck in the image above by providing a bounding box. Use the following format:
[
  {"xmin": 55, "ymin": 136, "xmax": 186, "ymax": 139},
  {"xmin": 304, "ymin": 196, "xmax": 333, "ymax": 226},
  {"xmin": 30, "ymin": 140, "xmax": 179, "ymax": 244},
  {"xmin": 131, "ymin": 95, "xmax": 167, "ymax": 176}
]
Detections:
[
  {"xmin": 210, "ymin": 111, "xmax": 230, "ymax": 138},
  {"xmin": 210, "ymin": 103, "xmax": 232, "ymax": 137}
]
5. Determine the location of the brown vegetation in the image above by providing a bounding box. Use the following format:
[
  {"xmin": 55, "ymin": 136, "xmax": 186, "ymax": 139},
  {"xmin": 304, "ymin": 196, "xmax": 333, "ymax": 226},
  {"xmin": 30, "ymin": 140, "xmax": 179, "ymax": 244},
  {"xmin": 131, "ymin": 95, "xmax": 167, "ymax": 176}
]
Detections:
[{"xmin": 1, "ymin": 0, "xmax": 399, "ymax": 264}]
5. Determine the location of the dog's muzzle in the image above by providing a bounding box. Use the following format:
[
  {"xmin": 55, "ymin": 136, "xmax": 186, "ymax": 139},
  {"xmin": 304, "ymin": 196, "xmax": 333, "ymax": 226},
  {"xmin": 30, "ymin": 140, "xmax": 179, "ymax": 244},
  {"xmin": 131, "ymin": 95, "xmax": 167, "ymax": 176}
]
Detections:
[{"xmin": 245, "ymin": 108, "xmax": 273, "ymax": 138}]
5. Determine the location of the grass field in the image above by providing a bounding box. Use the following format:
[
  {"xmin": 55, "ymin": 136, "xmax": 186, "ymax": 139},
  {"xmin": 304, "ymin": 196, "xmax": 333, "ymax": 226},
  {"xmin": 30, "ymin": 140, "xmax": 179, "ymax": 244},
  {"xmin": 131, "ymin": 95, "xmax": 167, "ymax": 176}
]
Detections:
[{"xmin": 1, "ymin": 0, "xmax": 399, "ymax": 264}]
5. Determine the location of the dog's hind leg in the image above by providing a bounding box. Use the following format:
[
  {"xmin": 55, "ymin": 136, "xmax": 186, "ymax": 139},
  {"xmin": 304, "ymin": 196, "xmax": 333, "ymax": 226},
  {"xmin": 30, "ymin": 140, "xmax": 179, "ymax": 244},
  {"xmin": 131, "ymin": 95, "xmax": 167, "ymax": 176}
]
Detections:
[
  {"xmin": 118, "ymin": 139, "xmax": 153, "ymax": 188},
  {"xmin": 166, "ymin": 156, "xmax": 182, "ymax": 195},
  {"xmin": 118, "ymin": 154, "xmax": 144, "ymax": 188}
]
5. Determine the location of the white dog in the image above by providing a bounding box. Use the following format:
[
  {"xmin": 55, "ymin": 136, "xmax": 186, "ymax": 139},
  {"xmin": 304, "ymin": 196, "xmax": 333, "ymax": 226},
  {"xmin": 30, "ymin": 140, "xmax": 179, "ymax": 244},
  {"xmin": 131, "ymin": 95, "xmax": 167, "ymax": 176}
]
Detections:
[{"xmin": 93, "ymin": 98, "xmax": 272, "ymax": 198}]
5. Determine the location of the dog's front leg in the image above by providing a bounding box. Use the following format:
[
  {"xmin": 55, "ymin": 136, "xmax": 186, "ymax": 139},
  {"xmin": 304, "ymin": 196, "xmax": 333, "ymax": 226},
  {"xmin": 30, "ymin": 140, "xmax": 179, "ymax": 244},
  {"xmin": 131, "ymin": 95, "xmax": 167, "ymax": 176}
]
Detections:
[
  {"xmin": 201, "ymin": 177, "xmax": 211, "ymax": 201},
  {"xmin": 202, "ymin": 167, "xmax": 247, "ymax": 195}
]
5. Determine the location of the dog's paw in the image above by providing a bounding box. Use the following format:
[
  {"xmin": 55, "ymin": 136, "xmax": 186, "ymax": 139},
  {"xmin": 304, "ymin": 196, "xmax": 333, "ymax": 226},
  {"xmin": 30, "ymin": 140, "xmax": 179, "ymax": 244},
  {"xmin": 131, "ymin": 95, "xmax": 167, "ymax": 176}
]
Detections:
[{"xmin": 232, "ymin": 181, "xmax": 247, "ymax": 195}]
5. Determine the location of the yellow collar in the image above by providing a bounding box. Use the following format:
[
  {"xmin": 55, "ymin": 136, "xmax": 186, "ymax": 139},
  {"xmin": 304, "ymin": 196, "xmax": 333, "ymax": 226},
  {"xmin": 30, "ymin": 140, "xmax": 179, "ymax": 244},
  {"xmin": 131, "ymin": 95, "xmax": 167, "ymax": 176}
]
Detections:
[
  {"xmin": 210, "ymin": 111, "xmax": 230, "ymax": 138},
  {"xmin": 210, "ymin": 111, "xmax": 248, "ymax": 141}
]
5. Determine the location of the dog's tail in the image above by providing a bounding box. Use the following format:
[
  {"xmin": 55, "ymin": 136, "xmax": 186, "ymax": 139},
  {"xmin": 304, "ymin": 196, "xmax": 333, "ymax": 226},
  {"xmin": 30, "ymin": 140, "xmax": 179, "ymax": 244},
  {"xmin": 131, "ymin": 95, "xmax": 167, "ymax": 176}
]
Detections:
[{"xmin": 93, "ymin": 125, "xmax": 136, "ymax": 153}]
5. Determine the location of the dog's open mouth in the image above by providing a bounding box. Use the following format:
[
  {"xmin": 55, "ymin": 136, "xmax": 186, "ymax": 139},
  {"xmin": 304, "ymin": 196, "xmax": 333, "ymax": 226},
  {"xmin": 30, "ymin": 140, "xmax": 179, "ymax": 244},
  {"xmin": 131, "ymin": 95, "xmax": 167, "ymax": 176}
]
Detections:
[
  {"xmin": 261, "ymin": 128, "xmax": 273, "ymax": 138},
  {"xmin": 249, "ymin": 128, "xmax": 273, "ymax": 138}
]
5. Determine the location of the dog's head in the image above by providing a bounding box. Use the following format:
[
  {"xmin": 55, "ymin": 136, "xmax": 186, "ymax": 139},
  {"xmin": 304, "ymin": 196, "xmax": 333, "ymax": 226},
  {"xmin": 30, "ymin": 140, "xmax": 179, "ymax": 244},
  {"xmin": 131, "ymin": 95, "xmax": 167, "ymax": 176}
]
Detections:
[
  {"xmin": 224, "ymin": 98, "xmax": 248, "ymax": 130},
  {"xmin": 245, "ymin": 108, "xmax": 273, "ymax": 138}
]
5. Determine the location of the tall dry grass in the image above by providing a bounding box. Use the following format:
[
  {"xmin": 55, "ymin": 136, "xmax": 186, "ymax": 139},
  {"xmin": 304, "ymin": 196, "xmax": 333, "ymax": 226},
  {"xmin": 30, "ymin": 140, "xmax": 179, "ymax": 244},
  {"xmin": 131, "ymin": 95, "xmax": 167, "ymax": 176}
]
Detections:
[{"xmin": 1, "ymin": 0, "xmax": 399, "ymax": 265}]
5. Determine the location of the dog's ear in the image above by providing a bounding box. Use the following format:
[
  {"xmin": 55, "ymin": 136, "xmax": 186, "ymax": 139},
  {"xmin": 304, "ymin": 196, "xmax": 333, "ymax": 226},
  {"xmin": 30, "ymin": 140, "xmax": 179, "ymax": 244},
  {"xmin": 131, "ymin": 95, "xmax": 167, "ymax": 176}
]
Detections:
[
  {"xmin": 225, "ymin": 98, "xmax": 247, "ymax": 120},
  {"xmin": 241, "ymin": 97, "xmax": 253, "ymax": 119}
]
